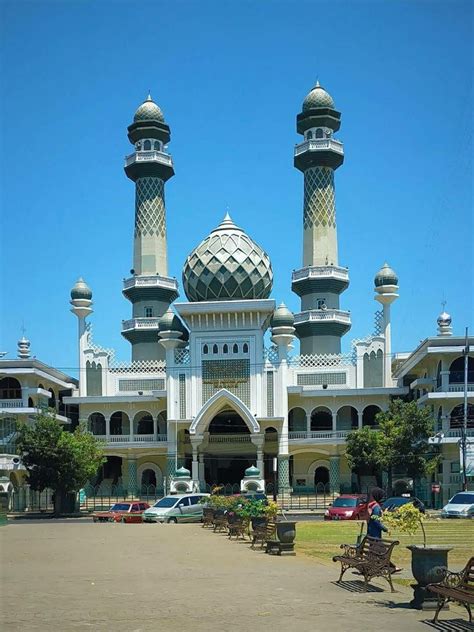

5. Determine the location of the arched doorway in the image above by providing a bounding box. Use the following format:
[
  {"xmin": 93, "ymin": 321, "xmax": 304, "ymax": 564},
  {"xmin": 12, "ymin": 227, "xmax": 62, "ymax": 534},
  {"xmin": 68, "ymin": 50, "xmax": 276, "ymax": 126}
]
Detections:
[
  {"xmin": 205, "ymin": 409, "xmax": 253, "ymax": 486},
  {"xmin": 141, "ymin": 469, "xmax": 156, "ymax": 489},
  {"xmin": 311, "ymin": 407, "xmax": 332, "ymax": 431},
  {"xmin": 314, "ymin": 466, "xmax": 329, "ymax": 491}
]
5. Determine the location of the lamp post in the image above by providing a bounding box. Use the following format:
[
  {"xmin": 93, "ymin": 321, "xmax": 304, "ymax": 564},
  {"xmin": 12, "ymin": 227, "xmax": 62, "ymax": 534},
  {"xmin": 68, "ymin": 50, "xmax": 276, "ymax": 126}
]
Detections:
[
  {"xmin": 461, "ymin": 327, "xmax": 470, "ymax": 492},
  {"xmin": 272, "ymin": 457, "xmax": 278, "ymax": 502}
]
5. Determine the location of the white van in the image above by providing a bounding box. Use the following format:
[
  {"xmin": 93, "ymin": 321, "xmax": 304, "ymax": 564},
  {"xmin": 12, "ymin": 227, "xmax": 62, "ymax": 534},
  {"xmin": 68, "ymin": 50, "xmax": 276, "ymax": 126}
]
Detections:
[{"xmin": 142, "ymin": 493, "xmax": 209, "ymax": 523}]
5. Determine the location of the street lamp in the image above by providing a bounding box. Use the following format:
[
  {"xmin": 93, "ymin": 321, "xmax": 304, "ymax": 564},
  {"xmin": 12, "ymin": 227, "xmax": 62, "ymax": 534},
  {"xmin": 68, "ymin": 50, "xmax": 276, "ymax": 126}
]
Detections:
[{"xmin": 272, "ymin": 457, "xmax": 278, "ymax": 502}]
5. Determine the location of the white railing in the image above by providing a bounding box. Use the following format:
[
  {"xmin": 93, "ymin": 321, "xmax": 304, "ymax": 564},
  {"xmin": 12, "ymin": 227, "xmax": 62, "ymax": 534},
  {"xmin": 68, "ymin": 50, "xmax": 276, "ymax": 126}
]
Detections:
[
  {"xmin": 208, "ymin": 434, "xmax": 253, "ymax": 443},
  {"xmin": 123, "ymin": 275, "xmax": 178, "ymax": 291},
  {"xmin": 125, "ymin": 150, "xmax": 173, "ymax": 167},
  {"xmin": 0, "ymin": 399, "xmax": 24, "ymax": 408},
  {"xmin": 445, "ymin": 429, "xmax": 474, "ymax": 438},
  {"xmin": 121, "ymin": 317, "xmax": 161, "ymax": 331},
  {"xmin": 294, "ymin": 138, "xmax": 344, "ymax": 156},
  {"xmin": 292, "ymin": 265, "xmax": 349, "ymax": 282},
  {"xmin": 436, "ymin": 384, "xmax": 474, "ymax": 393},
  {"xmin": 294, "ymin": 309, "xmax": 351, "ymax": 324},
  {"xmin": 289, "ymin": 430, "xmax": 350, "ymax": 441},
  {"xmin": 93, "ymin": 434, "xmax": 168, "ymax": 444}
]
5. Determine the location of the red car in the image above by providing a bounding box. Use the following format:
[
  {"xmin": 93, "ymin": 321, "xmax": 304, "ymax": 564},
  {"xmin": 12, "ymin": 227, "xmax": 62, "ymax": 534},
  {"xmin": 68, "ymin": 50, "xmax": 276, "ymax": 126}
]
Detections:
[
  {"xmin": 324, "ymin": 494, "xmax": 369, "ymax": 521},
  {"xmin": 92, "ymin": 501, "xmax": 150, "ymax": 523}
]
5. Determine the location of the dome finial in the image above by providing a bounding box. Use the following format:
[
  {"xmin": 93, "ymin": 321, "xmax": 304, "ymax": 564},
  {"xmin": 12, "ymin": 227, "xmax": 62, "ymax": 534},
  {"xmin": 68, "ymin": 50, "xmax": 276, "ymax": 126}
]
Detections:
[
  {"xmin": 146, "ymin": 91, "xmax": 152, "ymax": 102},
  {"xmin": 17, "ymin": 327, "xmax": 31, "ymax": 359},
  {"xmin": 316, "ymin": 79, "xmax": 320, "ymax": 87},
  {"xmin": 437, "ymin": 300, "xmax": 452, "ymax": 336}
]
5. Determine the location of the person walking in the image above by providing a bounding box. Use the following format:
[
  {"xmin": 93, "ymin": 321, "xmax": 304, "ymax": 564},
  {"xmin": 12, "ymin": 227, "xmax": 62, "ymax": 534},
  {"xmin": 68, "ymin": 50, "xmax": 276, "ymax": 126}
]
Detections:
[{"xmin": 367, "ymin": 487, "xmax": 401, "ymax": 573}]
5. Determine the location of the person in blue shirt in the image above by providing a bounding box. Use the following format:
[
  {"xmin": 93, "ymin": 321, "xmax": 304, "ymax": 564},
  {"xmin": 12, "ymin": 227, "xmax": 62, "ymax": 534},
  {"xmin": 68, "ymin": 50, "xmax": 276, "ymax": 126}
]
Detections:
[{"xmin": 367, "ymin": 487, "xmax": 389, "ymax": 538}]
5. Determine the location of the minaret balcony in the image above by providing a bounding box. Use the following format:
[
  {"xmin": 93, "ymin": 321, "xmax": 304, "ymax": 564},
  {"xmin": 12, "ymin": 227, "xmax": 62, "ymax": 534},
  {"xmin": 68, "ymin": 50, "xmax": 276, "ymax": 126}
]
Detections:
[
  {"xmin": 123, "ymin": 275, "xmax": 179, "ymax": 303},
  {"xmin": 294, "ymin": 308, "xmax": 351, "ymax": 337},
  {"xmin": 124, "ymin": 150, "xmax": 174, "ymax": 181},
  {"xmin": 292, "ymin": 265, "xmax": 349, "ymax": 295},
  {"xmin": 294, "ymin": 138, "xmax": 344, "ymax": 171},
  {"xmin": 122, "ymin": 317, "xmax": 161, "ymax": 333}
]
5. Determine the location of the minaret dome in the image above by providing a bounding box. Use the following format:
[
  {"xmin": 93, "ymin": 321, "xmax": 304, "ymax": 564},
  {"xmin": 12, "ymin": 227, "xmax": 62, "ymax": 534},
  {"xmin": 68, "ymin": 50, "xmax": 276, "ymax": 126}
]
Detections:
[
  {"xmin": 303, "ymin": 81, "xmax": 335, "ymax": 111},
  {"xmin": 133, "ymin": 94, "xmax": 165, "ymax": 123}
]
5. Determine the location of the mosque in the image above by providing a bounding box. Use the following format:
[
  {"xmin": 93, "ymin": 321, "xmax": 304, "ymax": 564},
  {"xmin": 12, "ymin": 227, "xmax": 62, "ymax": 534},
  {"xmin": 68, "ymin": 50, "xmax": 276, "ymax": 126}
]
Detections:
[{"xmin": 1, "ymin": 83, "xmax": 472, "ymax": 505}]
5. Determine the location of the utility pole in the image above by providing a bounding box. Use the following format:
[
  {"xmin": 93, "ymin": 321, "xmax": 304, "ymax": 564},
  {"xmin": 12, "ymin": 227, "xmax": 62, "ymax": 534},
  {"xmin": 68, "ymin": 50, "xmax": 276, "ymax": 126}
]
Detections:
[{"xmin": 461, "ymin": 327, "xmax": 469, "ymax": 492}]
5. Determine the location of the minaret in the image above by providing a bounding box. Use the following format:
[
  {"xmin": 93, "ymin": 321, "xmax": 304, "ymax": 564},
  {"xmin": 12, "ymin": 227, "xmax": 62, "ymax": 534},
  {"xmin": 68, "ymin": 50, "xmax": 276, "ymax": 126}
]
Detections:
[
  {"xmin": 70, "ymin": 278, "xmax": 93, "ymax": 397},
  {"xmin": 291, "ymin": 82, "xmax": 351, "ymax": 355},
  {"xmin": 122, "ymin": 94, "xmax": 178, "ymax": 361},
  {"xmin": 374, "ymin": 263, "xmax": 399, "ymax": 386}
]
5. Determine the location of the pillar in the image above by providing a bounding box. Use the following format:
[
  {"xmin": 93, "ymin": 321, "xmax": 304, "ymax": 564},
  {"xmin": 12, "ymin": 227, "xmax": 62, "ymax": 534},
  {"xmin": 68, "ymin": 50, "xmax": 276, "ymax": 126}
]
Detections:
[
  {"xmin": 126, "ymin": 459, "xmax": 138, "ymax": 497},
  {"xmin": 198, "ymin": 454, "xmax": 205, "ymax": 489},
  {"xmin": 257, "ymin": 448, "xmax": 264, "ymax": 477},
  {"xmin": 278, "ymin": 455, "xmax": 290, "ymax": 494},
  {"xmin": 105, "ymin": 415, "xmax": 110, "ymax": 442},
  {"xmin": 166, "ymin": 452, "xmax": 176, "ymax": 494},
  {"xmin": 357, "ymin": 411, "xmax": 363, "ymax": 429},
  {"xmin": 129, "ymin": 417, "xmax": 134, "ymax": 443},
  {"xmin": 329, "ymin": 455, "xmax": 340, "ymax": 494},
  {"xmin": 331, "ymin": 411, "xmax": 337, "ymax": 433},
  {"xmin": 153, "ymin": 417, "xmax": 158, "ymax": 439},
  {"xmin": 191, "ymin": 444, "xmax": 199, "ymax": 483}
]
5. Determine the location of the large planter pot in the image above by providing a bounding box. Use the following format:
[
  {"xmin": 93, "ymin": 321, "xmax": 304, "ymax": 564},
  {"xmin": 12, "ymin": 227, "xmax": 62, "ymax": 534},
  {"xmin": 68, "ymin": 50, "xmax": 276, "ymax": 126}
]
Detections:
[
  {"xmin": 276, "ymin": 521, "xmax": 296, "ymax": 544},
  {"xmin": 407, "ymin": 545, "xmax": 452, "ymax": 610}
]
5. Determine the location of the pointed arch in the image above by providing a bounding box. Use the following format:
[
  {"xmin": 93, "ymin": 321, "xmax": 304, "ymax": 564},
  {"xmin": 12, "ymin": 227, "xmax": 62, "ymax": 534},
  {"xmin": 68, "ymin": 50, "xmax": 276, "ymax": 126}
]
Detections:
[{"xmin": 190, "ymin": 389, "xmax": 259, "ymax": 434}]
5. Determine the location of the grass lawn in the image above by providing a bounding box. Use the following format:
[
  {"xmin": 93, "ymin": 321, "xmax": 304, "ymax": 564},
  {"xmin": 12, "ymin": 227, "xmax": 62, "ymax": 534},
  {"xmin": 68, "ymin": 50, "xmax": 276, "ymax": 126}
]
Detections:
[{"xmin": 296, "ymin": 519, "xmax": 474, "ymax": 570}]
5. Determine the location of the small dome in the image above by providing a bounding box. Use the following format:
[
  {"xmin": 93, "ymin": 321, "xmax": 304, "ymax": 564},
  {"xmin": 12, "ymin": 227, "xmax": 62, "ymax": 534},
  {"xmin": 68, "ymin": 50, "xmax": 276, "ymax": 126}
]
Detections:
[
  {"xmin": 182, "ymin": 213, "xmax": 273, "ymax": 302},
  {"xmin": 174, "ymin": 466, "xmax": 191, "ymax": 478},
  {"xmin": 244, "ymin": 465, "xmax": 260, "ymax": 477},
  {"xmin": 437, "ymin": 311, "xmax": 452, "ymax": 327},
  {"xmin": 302, "ymin": 81, "xmax": 335, "ymax": 111},
  {"xmin": 17, "ymin": 335, "xmax": 31, "ymax": 359},
  {"xmin": 271, "ymin": 303, "xmax": 294, "ymax": 328},
  {"xmin": 71, "ymin": 277, "xmax": 92, "ymax": 300},
  {"xmin": 158, "ymin": 309, "xmax": 188, "ymax": 338},
  {"xmin": 374, "ymin": 263, "xmax": 398, "ymax": 287},
  {"xmin": 133, "ymin": 94, "xmax": 164, "ymax": 123}
]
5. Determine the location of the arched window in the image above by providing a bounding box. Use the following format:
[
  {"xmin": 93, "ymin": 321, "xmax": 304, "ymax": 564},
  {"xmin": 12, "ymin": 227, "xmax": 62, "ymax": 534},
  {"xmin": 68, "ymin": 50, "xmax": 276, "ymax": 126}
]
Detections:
[
  {"xmin": 449, "ymin": 357, "xmax": 474, "ymax": 383},
  {"xmin": 243, "ymin": 343, "xmax": 249, "ymax": 354},
  {"xmin": 88, "ymin": 413, "xmax": 106, "ymax": 435},
  {"xmin": 288, "ymin": 408, "xmax": 306, "ymax": 432},
  {"xmin": 306, "ymin": 130, "xmax": 313, "ymax": 140},
  {"xmin": 157, "ymin": 410, "xmax": 167, "ymax": 436},
  {"xmin": 203, "ymin": 344, "xmax": 208, "ymax": 355},
  {"xmin": 136, "ymin": 142, "xmax": 142, "ymax": 151},
  {"xmin": 213, "ymin": 344, "xmax": 218, "ymax": 354},
  {"xmin": 233, "ymin": 343, "xmax": 239, "ymax": 354},
  {"xmin": 110, "ymin": 411, "xmax": 129, "ymax": 436},
  {"xmin": 436, "ymin": 361, "xmax": 442, "ymax": 389},
  {"xmin": 311, "ymin": 407, "xmax": 332, "ymax": 431},
  {"xmin": 48, "ymin": 388, "xmax": 56, "ymax": 409},
  {"xmin": 134, "ymin": 412, "xmax": 153, "ymax": 435},
  {"xmin": 0, "ymin": 377, "xmax": 22, "ymax": 400},
  {"xmin": 223, "ymin": 344, "xmax": 228, "ymax": 354},
  {"xmin": 315, "ymin": 128, "xmax": 324, "ymax": 139},
  {"xmin": 143, "ymin": 140, "xmax": 151, "ymax": 150},
  {"xmin": 362, "ymin": 405, "xmax": 381, "ymax": 427},
  {"xmin": 450, "ymin": 404, "xmax": 474, "ymax": 429},
  {"xmin": 153, "ymin": 140, "xmax": 160, "ymax": 151}
]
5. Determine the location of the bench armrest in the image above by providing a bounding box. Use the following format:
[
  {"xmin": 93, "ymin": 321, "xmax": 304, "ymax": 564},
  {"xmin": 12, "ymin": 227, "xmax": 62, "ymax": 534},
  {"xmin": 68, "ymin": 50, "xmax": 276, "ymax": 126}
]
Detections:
[
  {"xmin": 430, "ymin": 569, "xmax": 463, "ymax": 589},
  {"xmin": 339, "ymin": 543, "xmax": 360, "ymax": 558}
]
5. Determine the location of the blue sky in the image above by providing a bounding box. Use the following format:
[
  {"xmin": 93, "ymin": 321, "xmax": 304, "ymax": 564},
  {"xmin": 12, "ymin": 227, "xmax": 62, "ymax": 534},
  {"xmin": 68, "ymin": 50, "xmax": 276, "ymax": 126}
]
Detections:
[{"xmin": 1, "ymin": 0, "xmax": 472, "ymax": 373}]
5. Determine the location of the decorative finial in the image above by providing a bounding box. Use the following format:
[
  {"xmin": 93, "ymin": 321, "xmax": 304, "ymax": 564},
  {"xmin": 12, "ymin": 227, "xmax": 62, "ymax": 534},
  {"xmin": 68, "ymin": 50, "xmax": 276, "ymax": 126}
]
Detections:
[
  {"xmin": 17, "ymin": 329, "xmax": 31, "ymax": 359},
  {"xmin": 146, "ymin": 91, "xmax": 152, "ymax": 102},
  {"xmin": 437, "ymin": 300, "xmax": 452, "ymax": 337},
  {"xmin": 316, "ymin": 79, "xmax": 320, "ymax": 87}
]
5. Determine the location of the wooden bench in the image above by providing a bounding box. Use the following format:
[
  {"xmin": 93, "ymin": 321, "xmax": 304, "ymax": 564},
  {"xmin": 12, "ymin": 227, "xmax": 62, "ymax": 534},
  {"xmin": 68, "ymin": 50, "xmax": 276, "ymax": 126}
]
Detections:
[
  {"xmin": 332, "ymin": 535, "xmax": 400, "ymax": 592},
  {"xmin": 428, "ymin": 556, "xmax": 474, "ymax": 623},
  {"xmin": 213, "ymin": 512, "xmax": 228, "ymax": 533},
  {"xmin": 202, "ymin": 508, "xmax": 214, "ymax": 528},
  {"xmin": 251, "ymin": 520, "xmax": 276, "ymax": 549},
  {"xmin": 228, "ymin": 517, "xmax": 249, "ymax": 540}
]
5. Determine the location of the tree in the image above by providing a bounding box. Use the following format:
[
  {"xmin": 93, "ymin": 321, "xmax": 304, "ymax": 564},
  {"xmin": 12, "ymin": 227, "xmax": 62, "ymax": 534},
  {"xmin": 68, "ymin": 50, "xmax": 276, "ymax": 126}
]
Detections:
[
  {"xmin": 16, "ymin": 410, "xmax": 105, "ymax": 516},
  {"xmin": 345, "ymin": 425, "xmax": 383, "ymax": 490},
  {"xmin": 376, "ymin": 399, "xmax": 440, "ymax": 495}
]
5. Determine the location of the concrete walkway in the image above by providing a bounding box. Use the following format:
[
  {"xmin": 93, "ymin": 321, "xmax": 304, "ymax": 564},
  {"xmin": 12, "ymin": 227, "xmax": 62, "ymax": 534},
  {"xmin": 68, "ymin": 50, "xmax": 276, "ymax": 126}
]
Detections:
[{"xmin": 1, "ymin": 521, "xmax": 470, "ymax": 631}]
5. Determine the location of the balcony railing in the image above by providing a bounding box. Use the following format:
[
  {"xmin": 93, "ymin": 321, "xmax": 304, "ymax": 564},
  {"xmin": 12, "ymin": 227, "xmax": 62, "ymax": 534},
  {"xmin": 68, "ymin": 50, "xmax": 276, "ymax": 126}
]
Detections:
[
  {"xmin": 289, "ymin": 430, "xmax": 350, "ymax": 441},
  {"xmin": 125, "ymin": 150, "xmax": 173, "ymax": 167},
  {"xmin": 121, "ymin": 317, "xmax": 161, "ymax": 332},
  {"xmin": 123, "ymin": 275, "xmax": 179, "ymax": 291},
  {"xmin": 292, "ymin": 265, "xmax": 349, "ymax": 283},
  {"xmin": 93, "ymin": 434, "xmax": 168, "ymax": 444},
  {"xmin": 294, "ymin": 309, "xmax": 351, "ymax": 325},
  {"xmin": 294, "ymin": 138, "xmax": 344, "ymax": 156},
  {"xmin": 0, "ymin": 399, "xmax": 24, "ymax": 408},
  {"xmin": 207, "ymin": 434, "xmax": 253, "ymax": 443}
]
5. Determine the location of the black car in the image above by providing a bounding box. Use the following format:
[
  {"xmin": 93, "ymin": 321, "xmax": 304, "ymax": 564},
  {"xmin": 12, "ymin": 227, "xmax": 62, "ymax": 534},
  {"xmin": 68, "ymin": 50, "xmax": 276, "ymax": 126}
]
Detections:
[{"xmin": 382, "ymin": 496, "xmax": 426, "ymax": 514}]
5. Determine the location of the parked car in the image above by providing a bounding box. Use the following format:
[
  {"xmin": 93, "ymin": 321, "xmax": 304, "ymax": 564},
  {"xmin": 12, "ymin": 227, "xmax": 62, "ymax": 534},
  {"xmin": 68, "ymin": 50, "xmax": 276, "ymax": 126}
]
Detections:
[
  {"xmin": 324, "ymin": 494, "xmax": 369, "ymax": 520},
  {"xmin": 143, "ymin": 494, "xmax": 209, "ymax": 523},
  {"xmin": 441, "ymin": 491, "xmax": 474, "ymax": 519},
  {"xmin": 92, "ymin": 501, "xmax": 150, "ymax": 523},
  {"xmin": 382, "ymin": 496, "xmax": 426, "ymax": 514}
]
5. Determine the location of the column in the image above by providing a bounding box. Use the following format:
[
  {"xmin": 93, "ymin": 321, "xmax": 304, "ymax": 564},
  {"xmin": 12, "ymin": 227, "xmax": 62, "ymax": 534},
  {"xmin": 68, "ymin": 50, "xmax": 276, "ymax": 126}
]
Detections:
[
  {"xmin": 191, "ymin": 444, "xmax": 199, "ymax": 486},
  {"xmin": 198, "ymin": 454, "xmax": 205, "ymax": 490},
  {"xmin": 129, "ymin": 416, "xmax": 134, "ymax": 443},
  {"xmin": 358, "ymin": 411, "xmax": 363, "ymax": 429},
  {"xmin": 153, "ymin": 417, "xmax": 158, "ymax": 440},
  {"xmin": 257, "ymin": 448, "xmax": 264, "ymax": 477},
  {"xmin": 278, "ymin": 455, "xmax": 290, "ymax": 494},
  {"xmin": 329, "ymin": 455, "xmax": 340, "ymax": 494},
  {"xmin": 332, "ymin": 411, "xmax": 337, "ymax": 433},
  {"xmin": 306, "ymin": 411, "xmax": 311, "ymax": 436},
  {"xmin": 166, "ymin": 452, "xmax": 176, "ymax": 494},
  {"xmin": 105, "ymin": 415, "xmax": 111, "ymax": 442},
  {"xmin": 126, "ymin": 458, "xmax": 138, "ymax": 497}
]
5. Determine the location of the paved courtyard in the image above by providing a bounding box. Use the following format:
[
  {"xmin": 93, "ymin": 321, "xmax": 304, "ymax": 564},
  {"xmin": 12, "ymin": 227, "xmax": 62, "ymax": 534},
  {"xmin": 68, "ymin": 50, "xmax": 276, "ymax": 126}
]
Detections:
[{"xmin": 1, "ymin": 520, "xmax": 470, "ymax": 631}]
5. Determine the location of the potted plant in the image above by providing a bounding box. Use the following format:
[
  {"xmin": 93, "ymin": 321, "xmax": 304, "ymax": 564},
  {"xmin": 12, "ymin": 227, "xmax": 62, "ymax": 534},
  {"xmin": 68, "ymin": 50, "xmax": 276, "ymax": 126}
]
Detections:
[
  {"xmin": 383, "ymin": 503, "xmax": 451, "ymax": 609},
  {"xmin": 236, "ymin": 498, "xmax": 268, "ymax": 529}
]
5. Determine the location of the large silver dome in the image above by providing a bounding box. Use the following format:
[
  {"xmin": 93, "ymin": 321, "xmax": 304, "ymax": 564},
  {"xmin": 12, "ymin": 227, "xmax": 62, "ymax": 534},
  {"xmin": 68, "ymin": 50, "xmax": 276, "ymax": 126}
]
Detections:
[{"xmin": 182, "ymin": 214, "xmax": 273, "ymax": 302}]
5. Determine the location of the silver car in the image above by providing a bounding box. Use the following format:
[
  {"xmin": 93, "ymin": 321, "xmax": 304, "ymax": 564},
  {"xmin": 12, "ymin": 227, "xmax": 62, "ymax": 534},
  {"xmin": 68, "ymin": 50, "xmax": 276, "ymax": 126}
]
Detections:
[
  {"xmin": 142, "ymin": 493, "xmax": 209, "ymax": 523},
  {"xmin": 441, "ymin": 491, "xmax": 474, "ymax": 518}
]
